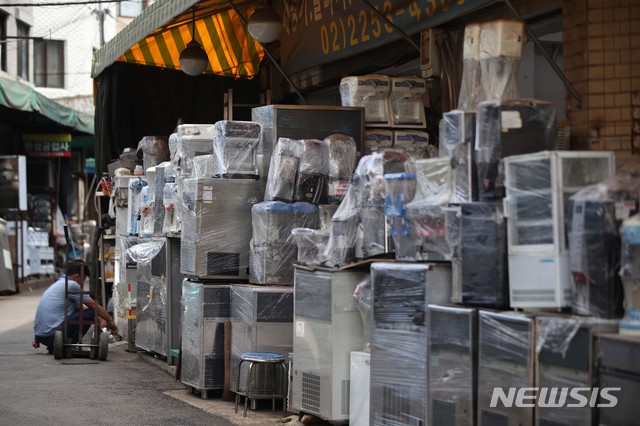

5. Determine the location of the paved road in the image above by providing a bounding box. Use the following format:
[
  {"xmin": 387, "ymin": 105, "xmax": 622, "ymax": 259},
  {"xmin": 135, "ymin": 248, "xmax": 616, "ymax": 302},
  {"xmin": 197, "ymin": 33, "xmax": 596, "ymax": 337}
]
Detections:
[{"xmin": 0, "ymin": 288, "xmax": 234, "ymax": 426}]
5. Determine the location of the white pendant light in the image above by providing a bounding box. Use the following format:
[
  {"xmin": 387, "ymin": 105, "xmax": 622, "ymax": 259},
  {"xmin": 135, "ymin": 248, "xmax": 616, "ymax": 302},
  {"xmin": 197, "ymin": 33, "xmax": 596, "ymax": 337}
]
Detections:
[
  {"xmin": 248, "ymin": 6, "xmax": 282, "ymax": 43},
  {"xmin": 179, "ymin": 8, "xmax": 208, "ymax": 76}
]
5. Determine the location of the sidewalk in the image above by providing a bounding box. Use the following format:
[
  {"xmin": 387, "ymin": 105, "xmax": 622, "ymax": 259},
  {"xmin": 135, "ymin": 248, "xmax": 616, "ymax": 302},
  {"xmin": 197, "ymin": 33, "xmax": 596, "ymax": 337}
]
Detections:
[{"xmin": 0, "ymin": 284, "xmax": 317, "ymax": 426}]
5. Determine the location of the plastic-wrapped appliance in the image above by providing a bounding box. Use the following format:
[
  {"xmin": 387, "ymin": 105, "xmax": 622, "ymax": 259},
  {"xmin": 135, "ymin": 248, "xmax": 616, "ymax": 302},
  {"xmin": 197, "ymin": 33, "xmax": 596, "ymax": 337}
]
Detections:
[
  {"xmin": 569, "ymin": 173, "xmax": 640, "ymax": 319},
  {"xmin": 136, "ymin": 136, "xmax": 169, "ymax": 172},
  {"xmin": 325, "ymin": 134, "xmax": 357, "ymax": 204},
  {"xmin": 249, "ymin": 201, "xmax": 318, "ymax": 285},
  {"xmin": 428, "ymin": 305, "xmax": 478, "ymax": 426},
  {"xmin": 393, "ymin": 130, "xmax": 435, "ymax": 159},
  {"xmin": 296, "ymin": 139, "xmax": 329, "ymax": 204},
  {"xmin": 340, "ymin": 75, "xmax": 391, "ymax": 127},
  {"xmin": 384, "ymin": 173, "xmax": 417, "ymax": 260},
  {"xmin": 265, "ymin": 138, "xmax": 303, "ymax": 203},
  {"xmin": 180, "ymin": 280, "xmax": 230, "ymax": 395},
  {"xmin": 620, "ymin": 214, "xmax": 640, "ymax": 334},
  {"xmin": 127, "ymin": 176, "xmax": 147, "ymax": 236},
  {"xmin": 475, "ymin": 99, "xmax": 556, "ymax": 201},
  {"xmin": 291, "ymin": 228, "xmax": 330, "ymax": 267},
  {"xmin": 478, "ymin": 20, "xmax": 524, "ymax": 102},
  {"xmin": 363, "ymin": 129, "xmax": 393, "ymax": 156},
  {"xmin": 162, "ymin": 178, "xmax": 179, "ymax": 234},
  {"xmin": 212, "ymin": 120, "xmax": 261, "ymax": 178},
  {"xmin": 369, "ymin": 263, "xmax": 451, "ymax": 426},
  {"xmin": 180, "ymin": 178, "xmax": 259, "ymax": 281},
  {"xmin": 174, "ymin": 124, "xmax": 215, "ymax": 178},
  {"xmin": 388, "ymin": 76, "xmax": 427, "ymax": 128},
  {"xmin": 458, "ymin": 23, "xmax": 482, "ymax": 112},
  {"xmin": 441, "ymin": 110, "xmax": 477, "ymax": 202}
]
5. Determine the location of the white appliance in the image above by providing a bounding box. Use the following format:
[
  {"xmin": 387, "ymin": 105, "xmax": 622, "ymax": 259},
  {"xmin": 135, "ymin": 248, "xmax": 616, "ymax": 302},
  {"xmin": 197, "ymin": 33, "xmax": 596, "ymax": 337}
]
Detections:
[
  {"xmin": 370, "ymin": 262, "xmax": 451, "ymax": 426},
  {"xmin": 477, "ymin": 311, "xmax": 535, "ymax": 426},
  {"xmin": 127, "ymin": 176, "xmax": 147, "ymax": 236},
  {"xmin": 230, "ymin": 284, "xmax": 293, "ymax": 400},
  {"xmin": 180, "ymin": 280, "xmax": 230, "ymax": 395},
  {"xmin": 349, "ymin": 351, "xmax": 370, "ymax": 426},
  {"xmin": 388, "ymin": 77, "xmax": 427, "ymax": 128},
  {"xmin": 340, "ymin": 75, "xmax": 391, "ymax": 127},
  {"xmin": 393, "ymin": 130, "xmax": 433, "ymax": 159},
  {"xmin": 180, "ymin": 178, "xmax": 258, "ymax": 281},
  {"xmin": 504, "ymin": 151, "xmax": 614, "ymax": 309},
  {"xmin": 291, "ymin": 267, "xmax": 367, "ymax": 422},
  {"xmin": 113, "ymin": 175, "xmax": 135, "ymax": 236},
  {"xmin": 428, "ymin": 305, "xmax": 477, "ymax": 426},
  {"xmin": 535, "ymin": 315, "xmax": 617, "ymax": 426},
  {"xmin": 174, "ymin": 124, "xmax": 215, "ymax": 178}
]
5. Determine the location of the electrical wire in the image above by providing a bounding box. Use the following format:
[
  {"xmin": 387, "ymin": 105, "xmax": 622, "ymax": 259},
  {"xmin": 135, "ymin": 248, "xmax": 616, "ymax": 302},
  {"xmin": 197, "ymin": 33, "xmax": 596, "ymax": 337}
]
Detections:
[{"xmin": 0, "ymin": 0, "xmax": 123, "ymax": 6}]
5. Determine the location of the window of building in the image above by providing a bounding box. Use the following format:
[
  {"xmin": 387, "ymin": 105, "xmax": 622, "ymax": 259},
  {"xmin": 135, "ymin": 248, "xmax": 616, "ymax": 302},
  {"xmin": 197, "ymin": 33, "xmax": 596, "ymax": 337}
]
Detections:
[
  {"xmin": 0, "ymin": 14, "xmax": 7, "ymax": 72},
  {"xmin": 119, "ymin": 0, "xmax": 143, "ymax": 18},
  {"xmin": 17, "ymin": 21, "xmax": 29, "ymax": 80},
  {"xmin": 34, "ymin": 39, "xmax": 64, "ymax": 88}
]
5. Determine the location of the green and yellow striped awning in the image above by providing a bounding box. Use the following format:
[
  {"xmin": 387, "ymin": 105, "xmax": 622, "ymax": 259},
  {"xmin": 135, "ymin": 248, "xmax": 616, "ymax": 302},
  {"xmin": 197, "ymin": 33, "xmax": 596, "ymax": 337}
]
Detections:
[{"xmin": 92, "ymin": 0, "xmax": 264, "ymax": 79}]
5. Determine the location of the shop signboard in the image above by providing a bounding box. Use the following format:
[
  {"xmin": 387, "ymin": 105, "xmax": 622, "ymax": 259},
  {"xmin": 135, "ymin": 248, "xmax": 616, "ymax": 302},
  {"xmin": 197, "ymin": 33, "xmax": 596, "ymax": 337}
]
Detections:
[
  {"xmin": 22, "ymin": 134, "xmax": 72, "ymax": 158},
  {"xmin": 281, "ymin": 0, "xmax": 492, "ymax": 74}
]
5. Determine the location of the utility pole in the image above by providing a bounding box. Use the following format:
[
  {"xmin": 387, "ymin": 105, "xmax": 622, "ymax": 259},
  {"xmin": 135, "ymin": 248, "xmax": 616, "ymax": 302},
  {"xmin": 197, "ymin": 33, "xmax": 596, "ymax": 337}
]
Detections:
[{"xmin": 92, "ymin": 2, "xmax": 108, "ymax": 46}]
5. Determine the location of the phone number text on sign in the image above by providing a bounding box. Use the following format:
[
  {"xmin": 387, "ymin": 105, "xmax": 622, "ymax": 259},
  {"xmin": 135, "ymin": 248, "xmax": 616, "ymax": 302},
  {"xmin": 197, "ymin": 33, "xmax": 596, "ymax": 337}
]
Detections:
[
  {"xmin": 285, "ymin": 0, "xmax": 466, "ymax": 55},
  {"xmin": 281, "ymin": 0, "xmax": 485, "ymax": 73}
]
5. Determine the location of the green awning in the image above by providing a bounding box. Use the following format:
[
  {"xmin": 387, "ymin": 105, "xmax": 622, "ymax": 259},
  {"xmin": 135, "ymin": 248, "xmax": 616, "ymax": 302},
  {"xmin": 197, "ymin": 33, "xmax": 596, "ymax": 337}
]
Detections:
[{"xmin": 0, "ymin": 74, "xmax": 94, "ymax": 135}]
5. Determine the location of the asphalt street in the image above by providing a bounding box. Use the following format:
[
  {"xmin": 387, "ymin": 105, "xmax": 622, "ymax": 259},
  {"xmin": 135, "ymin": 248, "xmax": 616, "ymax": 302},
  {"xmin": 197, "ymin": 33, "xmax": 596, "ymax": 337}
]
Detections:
[{"xmin": 0, "ymin": 287, "xmax": 236, "ymax": 426}]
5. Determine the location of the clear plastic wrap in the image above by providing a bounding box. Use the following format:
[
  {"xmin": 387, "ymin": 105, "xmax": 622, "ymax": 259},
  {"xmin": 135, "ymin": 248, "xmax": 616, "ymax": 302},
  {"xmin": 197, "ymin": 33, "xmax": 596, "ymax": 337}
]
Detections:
[
  {"xmin": 152, "ymin": 162, "xmax": 172, "ymax": 236},
  {"xmin": 446, "ymin": 202, "xmax": 509, "ymax": 307},
  {"xmin": 213, "ymin": 120, "xmax": 261, "ymax": 178},
  {"xmin": 180, "ymin": 178, "xmax": 259, "ymax": 280},
  {"xmin": 114, "ymin": 236, "xmax": 140, "ymax": 344},
  {"xmin": 297, "ymin": 139, "xmax": 330, "ymax": 204},
  {"xmin": 458, "ymin": 23, "xmax": 482, "ymax": 112},
  {"xmin": 181, "ymin": 280, "xmax": 230, "ymax": 391},
  {"xmin": 569, "ymin": 173, "xmax": 640, "ymax": 318},
  {"xmin": 393, "ymin": 130, "xmax": 436, "ymax": 160},
  {"xmin": 475, "ymin": 99, "xmax": 557, "ymax": 201},
  {"xmin": 479, "ymin": 20, "xmax": 524, "ymax": 101},
  {"xmin": 384, "ymin": 173, "xmax": 418, "ymax": 260},
  {"xmin": 174, "ymin": 124, "xmax": 215, "ymax": 179},
  {"xmin": 535, "ymin": 315, "xmax": 618, "ymax": 425},
  {"xmin": 265, "ymin": 138, "xmax": 304, "ymax": 202},
  {"xmin": 323, "ymin": 149, "xmax": 415, "ymax": 267},
  {"xmin": 619, "ymin": 214, "xmax": 640, "ymax": 334},
  {"xmin": 192, "ymin": 155, "xmax": 214, "ymax": 179},
  {"xmin": 339, "ymin": 75, "xmax": 391, "ymax": 127},
  {"xmin": 325, "ymin": 134, "xmax": 357, "ymax": 204},
  {"xmin": 162, "ymin": 180, "xmax": 179, "ymax": 234},
  {"xmin": 168, "ymin": 132, "xmax": 178, "ymax": 163},
  {"xmin": 291, "ymin": 228, "xmax": 330, "ymax": 266},
  {"xmin": 388, "ymin": 76, "xmax": 427, "ymax": 128},
  {"xmin": 139, "ymin": 185, "xmax": 154, "ymax": 238},
  {"xmin": 249, "ymin": 201, "xmax": 318, "ymax": 284},
  {"xmin": 477, "ymin": 311, "xmax": 535, "ymax": 426},
  {"xmin": 230, "ymin": 285, "xmax": 293, "ymax": 395},
  {"xmin": 442, "ymin": 110, "xmax": 477, "ymax": 202},
  {"xmin": 127, "ymin": 177, "xmax": 147, "ymax": 236},
  {"xmin": 353, "ymin": 276, "xmax": 372, "ymax": 352},
  {"xmin": 318, "ymin": 204, "xmax": 338, "ymax": 230},
  {"xmin": 136, "ymin": 136, "xmax": 169, "ymax": 172},
  {"xmin": 406, "ymin": 158, "xmax": 453, "ymax": 260},
  {"xmin": 131, "ymin": 239, "xmax": 168, "ymax": 355},
  {"xmin": 427, "ymin": 305, "xmax": 477, "ymax": 426},
  {"xmin": 363, "ymin": 129, "xmax": 393, "ymax": 156},
  {"xmin": 370, "ymin": 263, "xmax": 433, "ymax": 426}
]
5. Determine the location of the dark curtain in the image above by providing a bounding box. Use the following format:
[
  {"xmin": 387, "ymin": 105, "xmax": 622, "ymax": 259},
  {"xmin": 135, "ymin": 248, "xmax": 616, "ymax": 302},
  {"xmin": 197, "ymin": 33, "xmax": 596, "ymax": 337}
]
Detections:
[{"xmin": 95, "ymin": 62, "xmax": 260, "ymax": 175}]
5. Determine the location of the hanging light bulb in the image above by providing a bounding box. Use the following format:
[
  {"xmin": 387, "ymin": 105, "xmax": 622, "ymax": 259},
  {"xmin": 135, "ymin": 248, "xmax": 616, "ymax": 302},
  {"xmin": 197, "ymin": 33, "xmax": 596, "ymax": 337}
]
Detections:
[
  {"xmin": 248, "ymin": 5, "xmax": 282, "ymax": 43},
  {"xmin": 179, "ymin": 8, "xmax": 208, "ymax": 76}
]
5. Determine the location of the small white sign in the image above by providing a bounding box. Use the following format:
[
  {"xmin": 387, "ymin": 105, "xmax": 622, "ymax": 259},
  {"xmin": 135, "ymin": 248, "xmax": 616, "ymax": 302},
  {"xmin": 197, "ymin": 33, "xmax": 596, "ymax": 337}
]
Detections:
[
  {"xmin": 296, "ymin": 320, "xmax": 305, "ymax": 337},
  {"xmin": 3, "ymin": 249, "xmax": 12, "ymax": 271},
  {"xmin": 203, "ymin": 186, "xmax": 213, "ymax": 203},
  {"xmin": 501, "ymin": 110, "xmax": 522, "ymax": 130}
]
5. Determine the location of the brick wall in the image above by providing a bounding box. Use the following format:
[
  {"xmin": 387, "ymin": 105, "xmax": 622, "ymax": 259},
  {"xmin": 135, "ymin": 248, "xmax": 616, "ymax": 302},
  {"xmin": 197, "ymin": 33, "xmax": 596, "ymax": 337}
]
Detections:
[{"xmin": 563, "ymin": 0, "xmax": 639, "ymax": 165}]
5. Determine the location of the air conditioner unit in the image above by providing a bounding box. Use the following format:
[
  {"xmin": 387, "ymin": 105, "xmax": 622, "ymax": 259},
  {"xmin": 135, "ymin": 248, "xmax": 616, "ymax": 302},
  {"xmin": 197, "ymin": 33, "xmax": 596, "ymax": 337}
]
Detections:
[
  {"xmin": 428, "ymin": 305, "xmax": 477, "ymax": 426},
  {"xmin": 420, "ymin": 29, "xmax": 441, "ymax": 79},
  {"xmin": 350, "ymin": 351, "xmax": 370, "ymax": 426},
  {"xmin": 370, "ymin": 262, "xmax": 451, "ymax": 426},
  {"xmin": 180, "ymin": 280, "xmax": 230, "ymax": 395},
  {"xmin": 291, "ymin": 267, "xmax": 367, "ymax": 422},
  {"xmin": 230, "ymin": 285, "xmax": 293, "ymax": 401},
  {"xmin": 477, "ymin": 310, "xmax": 535, "ymax": 426},
  {"xmin": 536, "ymin": 315, "xmax": 617, "ymax": 426}
]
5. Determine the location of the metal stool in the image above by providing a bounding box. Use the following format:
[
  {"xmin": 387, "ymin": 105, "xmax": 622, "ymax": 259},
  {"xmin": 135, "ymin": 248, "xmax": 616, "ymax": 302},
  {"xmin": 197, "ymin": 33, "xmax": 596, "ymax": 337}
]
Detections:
[{"xmin": 234, "ymin": 351, "xmax": 287, "ymax": 417}]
